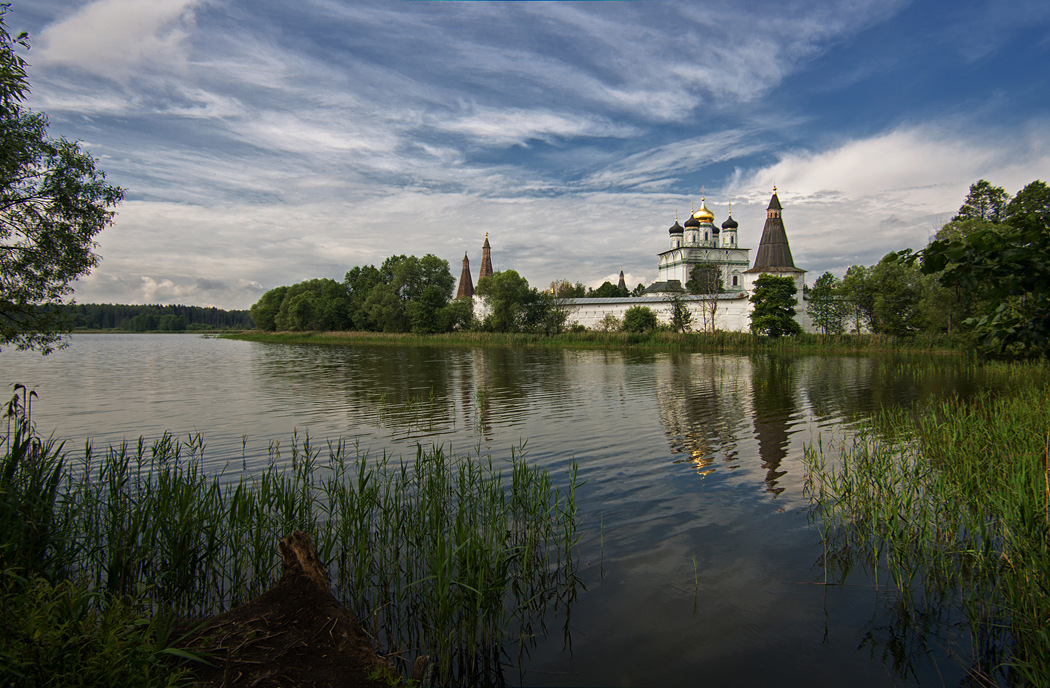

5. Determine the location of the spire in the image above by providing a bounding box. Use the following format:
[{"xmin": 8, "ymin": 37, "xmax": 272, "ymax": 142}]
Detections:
[
  {"xmin": 456, "ymin": 252, "xmax": 474, "ymax": 298},
  {"xmin": 747, "ymin": 188, "xmax": 802, "ymax": 274},
  {"xmin": 478, "ymin": 233, "xmax": 494, "ymax": 281},
  {"xmin": 617, "ymin": 268, "xmax": 626, "ymax": 291}
]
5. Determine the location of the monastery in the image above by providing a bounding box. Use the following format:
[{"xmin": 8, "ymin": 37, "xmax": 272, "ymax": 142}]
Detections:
[{"xmin": 457, "ymin": 188, "xmax": 809, "ymax": 332}]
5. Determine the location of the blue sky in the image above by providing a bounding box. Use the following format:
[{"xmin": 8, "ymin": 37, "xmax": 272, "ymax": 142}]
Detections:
[{"xmin": 16, "ymin": 0, "xmax": 1050, "ymax": 309}]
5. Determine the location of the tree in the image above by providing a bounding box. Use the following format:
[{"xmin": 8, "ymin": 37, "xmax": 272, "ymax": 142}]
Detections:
[
  {"xmin": 749, "ymin": 274, "xmax": 801, "ymax": 337},
  {"xmin": 250, "ymin": 286, "xmax": 289, "ymax": 331},
  {"xmin": 622, "ymin": 305, "xmax": 657, "ymax": 333},
  {"xmin": 588, "ymin": 281, "xmax": 627, "ymax": 298},
  {"xmin": 476, "ymin": 270, "xmax": 534, "ymax": 332},
  {"xmin": 547, "ymin": 279, "xmax": 581, "ymax": 331},
  {"xmin": 631, "ymin": 283, "xmax": 646, "ymax": 296},
  {"xmin": 954, "ymin": 179, "xmax": 1008, "ymax": 223},
  {"xmin": 596, "ymin": 312, "xmax": 621, "ymax": 332},
  {"xmin": 668, "ymin": 292, "xmax": 692, "ymax": 333},
  {"xmin": 436, "ymin": 296, "xmax": 473, "ymax": 332},
  {"xmin": 868, "ymin": 254, "xmax": 925, "ymax": 336},
  {"xmin": 806, "ymin": 272, "xmax": 846, "ymax": 335},
  {"xmin": 1004, "ymin": 180, "xmax": 1050, "ymax": 227},
  {"xmin": 686, "ymin": 261, "xmax": 723, "ymax": 332},
  {"xmin": 344, "ymin": 265, "xmax": 383, "ymax": 330},
  {"xmin": 0, "ymin": 10, "xmax": 124, "ymax": 352},
  {"xmin": 841, "ymin": 265, "xmax": 874, "ymax": 333},
  {"xmin": 917, "ymin": 183, "xmax": 1050, "ymax": 357}
]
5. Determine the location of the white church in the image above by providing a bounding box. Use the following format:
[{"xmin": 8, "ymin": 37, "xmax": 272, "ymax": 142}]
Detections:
[
  {"xmin": 458, "ymin": 188, "xmax": 810, "ymax": 332},
  {"xmin": 569, "ymin": 188, "xmax": 809, "ymax": 331}
]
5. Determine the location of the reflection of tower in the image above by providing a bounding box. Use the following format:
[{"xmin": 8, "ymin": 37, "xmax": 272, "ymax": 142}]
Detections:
[
  {"xmin": 479, "ymin": 233, "xmax": 494, "ymax": 281},
  {"xmin": 456, "ymin": 253, "xmax": 474, "ymax": 298},
  {"xmin": 749, "ymin": 355, "xmax": 800, "ymax": 496}
]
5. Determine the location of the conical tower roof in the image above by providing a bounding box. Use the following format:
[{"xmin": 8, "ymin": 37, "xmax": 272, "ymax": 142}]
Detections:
[
  {"xmin": 746, "ymin": 188, "xmax": 804, "ymax": 274},
  {"xmin": 478, "ymin": 233, "xmax": 494, "ymax": 281},
  {"xmin": 456, "ymin": 253, "xmax": 474, "ymax": 298}
]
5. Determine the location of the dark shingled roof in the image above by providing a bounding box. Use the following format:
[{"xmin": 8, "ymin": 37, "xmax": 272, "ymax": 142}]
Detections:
[
  {"xmin": 455, "ymin": 253, "xmax": 474, "ymax": 298},
  {"xmin": 746, "ymin": 191, "xmax": 805, "ymax": 274}
]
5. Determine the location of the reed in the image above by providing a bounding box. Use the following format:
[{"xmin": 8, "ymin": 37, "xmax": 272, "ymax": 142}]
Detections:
[
  {"xmin": 804, "ymin": 362, "xmax": 1050, "ymax": 684},
  {"xmin": 1, "ymin": 403, "xmax": 580, "ymax": 686},
  {"xmin": 224, "ymin": 329, "xmax": 965, "ymax": 355}
]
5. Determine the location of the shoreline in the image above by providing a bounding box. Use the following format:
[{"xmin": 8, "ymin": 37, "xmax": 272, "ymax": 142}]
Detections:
[{"xmin": 220, "ymin": 329, "xmax": 966, "ymax": 356}]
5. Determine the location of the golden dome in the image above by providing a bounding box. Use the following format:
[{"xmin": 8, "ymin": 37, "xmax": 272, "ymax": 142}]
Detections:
[{"xmin": 693, "ymin": 198, "xmax": 715, "ymax": 223}]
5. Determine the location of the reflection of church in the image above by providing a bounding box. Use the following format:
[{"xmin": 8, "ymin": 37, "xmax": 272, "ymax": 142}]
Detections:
[{"xmin": 656, "ymin": 353, "xmax": 803, "ymax": 497}]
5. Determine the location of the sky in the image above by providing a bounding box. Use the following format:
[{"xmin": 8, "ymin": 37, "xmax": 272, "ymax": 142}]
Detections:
[{"xmin": 15, "ymin": 0, "xmax": 1050, "ymax": 310}]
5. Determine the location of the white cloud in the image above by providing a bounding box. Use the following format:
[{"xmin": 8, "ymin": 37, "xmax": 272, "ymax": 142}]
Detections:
[
  {"xmin": 434, "ymin": 107, "xmax": 637, "ymax": 147},
  {"xmin": 726, "ymin": 121, "xmax": 1050, "ymax": 274},
  {"xmin": 36, "ymin": 0, "xmax": 207, "ymax": 79}
]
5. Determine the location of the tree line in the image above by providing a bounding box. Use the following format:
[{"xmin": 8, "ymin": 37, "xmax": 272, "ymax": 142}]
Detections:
[
  {"xmin": 69, "ymin": 303, "xmax": 253, "ymax": 332},
  {"xmin": 805, "ymin": 179, "xmax": 1049, "ymax": 357}
]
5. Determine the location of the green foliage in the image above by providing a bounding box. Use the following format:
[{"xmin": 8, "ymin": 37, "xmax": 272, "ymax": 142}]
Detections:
[
  {"xmin": 686, "ymin": 262, "xmax": 723, "ymax": 295},
  {"xmin": 953, "ymin": 179, "xmax": 1008, "ymax": 223},
  {"xmin": 436, "ymin": 293, "xmax": 474, "ymax": 332},
  {"xmin": 806, "ymin": 272, "xmax": 847, "ymax": 335},
  {"xmin": 0, "ymin": 9, "xmax": 124, "ymax": 353},
  {"xmin": 868, "ymin": 253, "xmax": 926, "ymax": 336},
  {"xmin": 475, "ymin": 269, "xmax": 557, "ymax": 333},
  {"xmin": 550, "ymin": 279, "xmax": 585, "ymax": 298},
  {"xmin": 476, "ymin": 269, "xmax": 531, "ymax": 332},
  {"xmin": 587, "ymin": 281, "xmax": 628, "ymax": 298},
  {"xmin": 748, "ymin": 274, "xmax": 801, "ymax": 337},
  {"xmin": 272, "ymin": 279, "xmax": 351, "ymax": 332},
  {"xmin": 1005, "ymin": 179, "xmax": 1050, "ymax": 226},
  {"xmin": 917, "ymin": 179, "xmax": 1050, "ymax": 357},
  {"xmin": 806, "ymin": 368, "xmax": 1050, "ymax": 685},
  {"xmin": 840, "ymin": 265, "xmax": 873, "ymax": 333},
  {"xmin": 668, "ymin": 293, "xmax": 691, "ymax": 333},
  {"xmin": 252, "ymin": 254, "xmax": 455, "ymax": 334},
  {"xmin": 622, "ymin": 305, "xmax": 657, "ymax": 333},
  {"xmin": 631, "ymin": 282, "xmax": 646, "ymax": 297},
  {"xmin": 0, "ymin": 575, "xmax": 191, "ymax": 688}
]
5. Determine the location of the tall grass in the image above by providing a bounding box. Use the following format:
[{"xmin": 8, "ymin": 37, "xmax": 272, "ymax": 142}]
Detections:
[
  {"xmin": 224, "ymin": 329, "xmax": 964, "ymax": 355},
  {"xmin": 2, "ymin": 403, "xmax": 580, "ymax": 686},
  {"xmin": 804, "ymin": 364, "xmax": 1050, "ymax": 685}
]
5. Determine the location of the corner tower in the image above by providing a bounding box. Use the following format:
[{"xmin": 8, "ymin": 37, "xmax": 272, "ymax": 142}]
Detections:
[
  {"xmin": 479, "ymin": 233, "xmax": 494, "ymax": 282},
  {"xmin": 456, "ymin": 253, "xmax": 474, "ymax": 298},
  {"xmin": 744, "ymin": 187, "xmax": 805, "ymax": 289}
]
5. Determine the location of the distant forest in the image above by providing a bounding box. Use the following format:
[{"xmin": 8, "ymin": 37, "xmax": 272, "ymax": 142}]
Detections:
[{"xmin": 69, "ymin": 303, "xmax": 254, "ymax": 331}]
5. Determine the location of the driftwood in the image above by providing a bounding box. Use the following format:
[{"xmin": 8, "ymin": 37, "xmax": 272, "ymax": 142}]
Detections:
[
  {"xmin": 279, "ymin": 530, "xmax": 330, "ymax": 593},
  {"xmin": 177, "ymin": 530, "xmax": 399, "ymax": 688}
]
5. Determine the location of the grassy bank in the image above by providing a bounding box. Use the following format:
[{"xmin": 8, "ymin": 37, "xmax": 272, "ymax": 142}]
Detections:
[
  {"xmin": 804, "ymin": 362, "xmax": 1050, "ymax": 684},
  {"xmin": 1, "ymin": 406, "xmax": 580, "ymax": 685},
  {"xmin": 224, "ymin": 329, "xmax": 964, "ymax": 355}
]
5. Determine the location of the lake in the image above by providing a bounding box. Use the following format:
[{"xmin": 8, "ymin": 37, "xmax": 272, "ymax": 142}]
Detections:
[{"xmin": 2, "ymin": 334, "xmax": 990, "ymax": 686}]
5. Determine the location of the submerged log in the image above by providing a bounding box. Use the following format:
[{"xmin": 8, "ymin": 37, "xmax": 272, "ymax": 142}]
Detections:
[{"xmin": 178, "ymin": 530, "xmax": 397, "ymax": 688}]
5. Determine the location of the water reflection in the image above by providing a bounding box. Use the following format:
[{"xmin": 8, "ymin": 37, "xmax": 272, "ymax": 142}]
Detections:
[
  {"xmin": 749, "ymin": 354, "xmax": 803, "ymax": 497},
  {"xmin": 660, "ymin": 354, "xmax": 749, "ymax": 479},
  {"xmin": 3, "ymin": 336, "xmax": 1012, "ymax": 687}
]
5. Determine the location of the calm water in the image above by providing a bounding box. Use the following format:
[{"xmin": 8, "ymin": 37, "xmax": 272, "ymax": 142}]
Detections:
[{"xmin": 3, "ymin": 334, "xmax": 992, "ymax": 686}]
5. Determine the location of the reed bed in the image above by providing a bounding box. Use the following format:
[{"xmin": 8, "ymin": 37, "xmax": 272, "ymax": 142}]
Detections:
[
  {"xmin": 226, "ymin": 329, "xmax": 964, "ymax": 355},
  {"xmin": 2, "ymin": 409, "xmax": 581, "ymax": 686},
  {"xmin": 804, "ymin": 364, "xmax": 1050, "ymax": 685}
]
